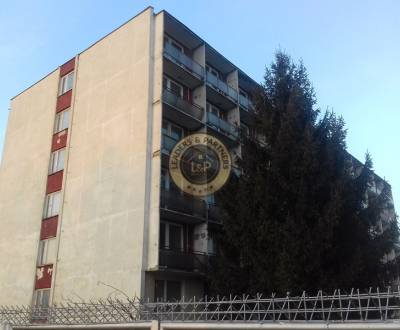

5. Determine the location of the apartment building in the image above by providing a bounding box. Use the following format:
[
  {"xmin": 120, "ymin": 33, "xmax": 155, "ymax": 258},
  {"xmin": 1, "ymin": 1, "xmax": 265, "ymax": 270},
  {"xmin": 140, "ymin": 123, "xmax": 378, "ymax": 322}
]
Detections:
[
  {"xmin": 0, "ymin": 7, "xmax": 396, "ymax": 308},
  {"xmin": 0, "ymin": 7, "xmax": 258, "ymax": 306}
]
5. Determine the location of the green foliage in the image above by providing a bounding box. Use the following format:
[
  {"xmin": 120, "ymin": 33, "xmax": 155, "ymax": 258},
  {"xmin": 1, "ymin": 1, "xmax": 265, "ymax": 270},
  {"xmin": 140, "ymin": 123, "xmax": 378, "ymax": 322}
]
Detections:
[{"xmin": 208, "ymin": 52, "xmax": 399, "ymax": 295}]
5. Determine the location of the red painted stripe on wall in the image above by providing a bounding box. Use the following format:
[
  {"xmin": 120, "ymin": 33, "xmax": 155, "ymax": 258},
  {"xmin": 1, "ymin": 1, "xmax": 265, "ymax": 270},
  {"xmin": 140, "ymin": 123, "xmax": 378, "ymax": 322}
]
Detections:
[
  {"xmin": 46, "ymin": 170, "xmax": 63, "ymax": 194},
  {"xmin": 35, "ymin": 264, "xmax": 53, "ymax": 289},
  {"xmin": 51, "ymin": 129, "xmax": 68, "ymax": 151},
  {"xmin": 60, "ymin": 58, "xmax": 75, "ymax": 77},
  {"xmin": 40, "ymin": 216, "xmax": 58, "ymax": 240},
  {"xmin": 56, "ymin": 90, "xmax": 72, "ymax": 113}
]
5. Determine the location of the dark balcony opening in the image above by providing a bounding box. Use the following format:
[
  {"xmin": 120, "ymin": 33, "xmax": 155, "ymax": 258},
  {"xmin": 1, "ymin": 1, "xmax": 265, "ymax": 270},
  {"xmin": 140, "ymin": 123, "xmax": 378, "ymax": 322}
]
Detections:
[
  {"xmin": 160, "ymin": 189, "xmax": 207, "ymax": 222},
  {"xmin": 239, "ymin": 93, "xmax": 255, "ymax": 112},
  {"xmin": 163, "ymin": 42, "xmax": 204, "ymax": 89},
  {"xmin": 159, "ymin": 248, "xmax": 208, "ymax": 273},
  {"xmin": 205, "ymin": 73, "xmax": 238, "ymax": 110},
  {"xmin": 206, "ymin": 112, "xmax": 239, "ymax": 146},
  {"xmin": 162, "ymin": 88, "xmax": 204, "ymax": 130}
]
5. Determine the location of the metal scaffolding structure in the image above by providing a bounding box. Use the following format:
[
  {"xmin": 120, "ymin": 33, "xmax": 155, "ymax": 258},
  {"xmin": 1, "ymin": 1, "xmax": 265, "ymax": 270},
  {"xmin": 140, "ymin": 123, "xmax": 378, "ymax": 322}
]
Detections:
[{"xmin": 1, "ymin": 288, "xmax": 400, "ymax": 326}]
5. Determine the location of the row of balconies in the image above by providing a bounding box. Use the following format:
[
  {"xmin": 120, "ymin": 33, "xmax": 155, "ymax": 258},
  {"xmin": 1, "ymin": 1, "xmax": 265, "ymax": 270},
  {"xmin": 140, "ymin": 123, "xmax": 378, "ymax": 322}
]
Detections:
[
  {"xmin": 164, "ymin": 42, "xmax": 254, "ymax": 113},
  {"xmin": 160, "ymin": 36, "xmax": 242, "ymax": 276},
  {"xmin": 162, "ymin": 88, "xmax": 239, "ymax": 144}
]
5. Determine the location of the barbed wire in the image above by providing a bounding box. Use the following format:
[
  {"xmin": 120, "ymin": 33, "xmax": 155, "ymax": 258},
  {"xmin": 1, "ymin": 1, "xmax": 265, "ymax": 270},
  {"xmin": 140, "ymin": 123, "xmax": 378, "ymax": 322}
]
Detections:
[{"xmin": 1, "ymin": 287, "xmax": 400, "ymax": 326}]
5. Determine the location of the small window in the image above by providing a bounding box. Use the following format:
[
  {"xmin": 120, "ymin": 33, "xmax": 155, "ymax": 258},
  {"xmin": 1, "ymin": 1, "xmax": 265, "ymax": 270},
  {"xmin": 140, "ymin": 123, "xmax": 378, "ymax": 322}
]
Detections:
[
  {"xmin": 34, "ymin": 289, "xmax": 50, "ymax": 307},
  {"xmin": 239, "ymin": 88, "xmax": 248, "ymax": 98},
  {"xmin": 162, "ymin": 120, "xmax": 184, "ymax": 141},
  {"xmin": 164, "ymin": 35, "xmax": 184, "ymax": 53},
  {"xmin": 206, "ymin": 194, "xmax": 215, "ymax": 205},
  {"xmin": 159, "ymin": 221, "xmax": 183, "ymax": 251},
  {"xmin": 206, "ymin": 65, "xmax": 220, "ymax": 79},
  {"xmin": 58, "ymin": 72, "xmax": 74, "ymax": 95},
  {"xmin": 43, "ymin": 192, "xmax": 61, "ymax": 219},
  {"xmin": 154, "ymin": 280, "xmax": 182, "ymax": 302},
  {"xmin": 54, "ymin": 109, "xmax": 70, "ymax": 133},
  {"xmin": 161, "ymin": 167, "xmax": 172, "ymax": 191},
  {"xmin": 163, "ymin": 76, "xmax": 183, "ymax": 98},
  {"xmin": 169, "ymin": 224, "xmax": 182, "ymax": 250},
  {"xmin": 207, "ymin": 232, "xmax": 217, "ymax": 255},
  {"xmin": 37, "ymin": 239, "xmax": 56, "ymax": 266},
  {"xmin": 160, "ymin": 166, "xmax": 181, "ymax": 194},
  {"xmin": 49, "ymin": 149, "xmax": 65, "ymax": 174},
  {"xmin": 206, "ymin": 102, "xmax": 226, "ymax": 120}
]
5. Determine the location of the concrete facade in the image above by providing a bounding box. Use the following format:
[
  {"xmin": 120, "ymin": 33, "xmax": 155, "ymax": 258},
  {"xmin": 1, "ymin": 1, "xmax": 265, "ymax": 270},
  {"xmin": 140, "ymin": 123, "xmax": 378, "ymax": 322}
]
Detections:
[
  {"xmin": 0, "ymin": 7, "xmax": 166, "ymax": 305},
  {"xmin": 52, "ymin": 7, "xmax": 162, "ymax": 302},
  {"xmin": 0, "ymin": 70, "xmax": 59, "ymax": 305}
]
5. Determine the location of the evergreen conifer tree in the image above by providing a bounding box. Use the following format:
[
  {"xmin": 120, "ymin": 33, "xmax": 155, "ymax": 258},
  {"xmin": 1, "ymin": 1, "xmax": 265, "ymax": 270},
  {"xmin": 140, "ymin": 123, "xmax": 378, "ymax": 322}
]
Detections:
[{"xmin": 208, "ymin": 52, "xmax": 398, "ymax": 295}]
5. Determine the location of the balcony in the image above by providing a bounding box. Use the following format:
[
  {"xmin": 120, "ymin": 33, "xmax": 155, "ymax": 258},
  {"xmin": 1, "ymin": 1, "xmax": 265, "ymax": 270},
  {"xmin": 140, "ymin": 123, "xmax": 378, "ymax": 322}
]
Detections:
[
  {"xmin": 160, "ymin": 189, "xmax": 207, "ymax": 224},
  {"xmin": 163, "ymin": 43, "xmax": 204, "ymax": 89},
  {"xmin": 206, "ymin": 112, "xmax": 239, "ymax": 146},
  {"xmin": 239, "ymin": 94, "xmax": 254, "ymax": 112},
  {"xmin": 159, "ymin": 248, "xmax": 208, "ymax": 273},
  {"xmin": 162, "ymin": 88, "xmax": 204, "ymax": 130},
  {"xmin": 239, "ymin": 94, "xmax": 255, "ymax": 125},
  {"xmin": 206, "ymin": 72, "xmax": 238, "ymax": 110}
]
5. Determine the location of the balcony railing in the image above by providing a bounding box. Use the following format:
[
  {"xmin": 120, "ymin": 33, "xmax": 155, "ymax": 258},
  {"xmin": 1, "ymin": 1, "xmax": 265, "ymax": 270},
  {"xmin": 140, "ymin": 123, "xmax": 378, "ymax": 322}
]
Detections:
[
  {"xmin": 206, "ymin": 72, "xmax": 238, "ymax": 103},
  {"xmin": 159, "ymin": 248, "xmax": 208, "ymax": 272},
  {"xmin": 239, "ymin": 94, "xmax": 254, "ymax": 111},
  {"xmin": 162, "ymin": 88, "xmax": 204, "ymax": 121},
  {"xmin": 164, "ymin": 43, "xmax": 204, "ymax": 79},
  {"xmin": 160, "ymin": 189, "xmax": 207, "ymax": 219},
  {"xmin": 206, "ymin": 112, "xmax": 239, "ymax": 140}
]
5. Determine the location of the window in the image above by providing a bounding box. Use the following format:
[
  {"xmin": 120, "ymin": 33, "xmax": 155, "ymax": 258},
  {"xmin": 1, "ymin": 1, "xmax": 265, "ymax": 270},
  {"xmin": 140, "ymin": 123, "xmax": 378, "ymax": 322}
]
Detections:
[
  {"xmin": 49, "ymin": 149, "xmax": 65, "ymax": 174},
  {"xmin": 58, "ymin": 71, "xmax": 74, "ymax": 95},
  {"xmin": 206, "ymin": 194, "xmax": 215, "ymax": 205},
  {"xmin": 37, "ymin": 239, "xmax": 56, "ymax": 266},
  {"xmin": 239, "ymin": 88, "xmax": 248, "ymax": 99},
  {"xmin": 54, "ymin": 109, "xmax": 70, "ymax": 133},
  {"xmin": 33, "ymin": 289, "xmax": 50, "ymax": 307},
  {"xmin": 206, "ymin": 102, "xmax": 226, "ymax": 120},
  {"xmin": 164, "ymin": 35, "xmax": 184, "ymax": 53},
  {"xmin": 160, "ymin": 167, "xmax": 180, "ymax": 195},
  {"xmin": 161, "ymin": 168, "xmax": 167, "ymax": 191},
  {"xmin": 206, "ymin": 65, "xmax": 220, "ymax": 79},
  {"xmin": 163, "ymin": 76, "xmax": 183, "ymax": 97},
  {"xmin": 43, "ymin": 192, "xmax": 61, "ymax": 219},
  {"xmin": 162, "ymin": 120, "xmax": 184, "ymax": 141},
  {"xmin": 155, "ymin": 280, "xmax": 182, "ymax": 302},
  {"xmin": 207, "ymin": 232, "xmax": 217, "ymax": 255},
  {"xmin": 159, "ymin": 221, "xmax": 183, "ymax": 251}
]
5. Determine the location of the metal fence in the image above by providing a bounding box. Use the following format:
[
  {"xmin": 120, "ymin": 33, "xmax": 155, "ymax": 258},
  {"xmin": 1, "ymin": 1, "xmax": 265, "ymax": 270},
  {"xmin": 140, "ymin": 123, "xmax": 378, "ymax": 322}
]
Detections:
[{"xmin": 1, "ymin": 288, "xmax": 400, "ymax": 326}]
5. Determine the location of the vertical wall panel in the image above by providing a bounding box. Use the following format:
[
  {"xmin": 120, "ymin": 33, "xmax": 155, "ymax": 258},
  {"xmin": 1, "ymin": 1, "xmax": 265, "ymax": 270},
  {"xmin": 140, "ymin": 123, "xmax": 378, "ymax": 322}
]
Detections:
[
  {"xmin": 46, "ymin": 171, "xmax": 63, "ymax": 194},
  {"xmin": 35, "ymin": 265, "xmax": 53, "ymax": 289},
  {"xmin": 60, "ymin": 58, "xmax": 75, "ymax": 77},
  {"xmin": 56, "ymin": 90, "xmax": 72, "ymax": 112},
  {"xmin": 40, "ymin": 216, "xmax": 58, "ymax": 239},
  {"xmin": 51, "ymin": 130, "xmax": 68, "ymax": 151}
]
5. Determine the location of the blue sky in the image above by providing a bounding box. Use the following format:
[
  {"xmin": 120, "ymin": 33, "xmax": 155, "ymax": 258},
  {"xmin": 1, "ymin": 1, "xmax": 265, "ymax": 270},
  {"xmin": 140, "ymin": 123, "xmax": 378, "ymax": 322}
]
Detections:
[{"xmin": 0, "ymin": 0, "xmax": 399, "ymax": 212}]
